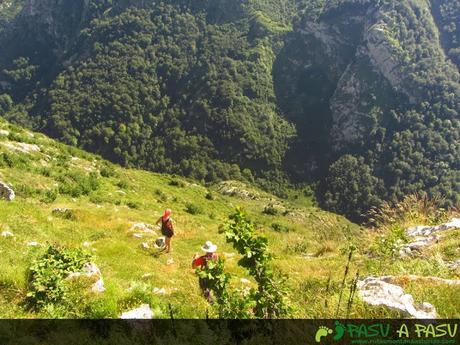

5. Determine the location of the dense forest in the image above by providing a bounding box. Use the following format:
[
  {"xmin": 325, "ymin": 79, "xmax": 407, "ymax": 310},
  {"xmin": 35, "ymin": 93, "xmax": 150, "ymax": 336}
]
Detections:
[{"xmin": 0, "ymin": 0, "xmax": 459, "ymax": 221}]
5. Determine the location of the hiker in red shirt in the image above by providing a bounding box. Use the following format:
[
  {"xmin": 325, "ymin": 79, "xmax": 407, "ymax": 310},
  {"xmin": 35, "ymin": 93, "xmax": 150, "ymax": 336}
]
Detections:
[
  {"xmin": 156, "ymin": 209, "xmax": 174, "ymax": 253},
  {"xmin": 192, "ymin": 241, "xmax": 219, "ymax": 303}
]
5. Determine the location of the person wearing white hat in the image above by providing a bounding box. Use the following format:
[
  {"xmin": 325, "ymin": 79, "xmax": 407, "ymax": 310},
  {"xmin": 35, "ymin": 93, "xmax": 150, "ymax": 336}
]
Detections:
[{"xmin": 192, "ymin": 241, "xmax": 219, "ymax": 303}]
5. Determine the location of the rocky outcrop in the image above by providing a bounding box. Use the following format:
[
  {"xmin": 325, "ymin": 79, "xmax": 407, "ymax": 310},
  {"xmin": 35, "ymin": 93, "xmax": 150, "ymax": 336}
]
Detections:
[
  {"xmin": 1, "ymin": 142, "xmax": 40, "ymax": 154},
  {"xmin": 131, "ymin": 223, "xmax": 155, "ymax": 233},
  {"xmin": 406, "ymin": 218, "xmax": 460, "ymax": 237},
  {"xmin": 67, "ymin": 262, "xmax": 105, "ymax": 293},
  {"xmin": 216, "ymin": 181, "xmax": 260, "ymax": 200},
  {"xmin": 120, "ymin": 304, "xmax": 153, "ymax": 319},
  {"xmin": 400, "ymin": 218, "xmax": 460, "ymax": 257},
  {"xmin": 0, "ymin": 181, "xmax": 15, "ymax": 201},
  {"xmin": 357, "ymin": 277, "xmax": 437, "ymax": 318},
  {"xmin": 381, "ymin": 275, "xmax": 460, "ymax": 287},
  {"xmin": 364, "ymin": 22, "xmax": 410, "ymax": 100}
]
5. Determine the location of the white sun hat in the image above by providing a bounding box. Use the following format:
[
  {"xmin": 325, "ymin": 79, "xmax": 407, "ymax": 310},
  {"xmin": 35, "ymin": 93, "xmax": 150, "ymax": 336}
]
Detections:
[{"xmin": 201, "ymin": 241, "xmax": 217, "ymax": 253}]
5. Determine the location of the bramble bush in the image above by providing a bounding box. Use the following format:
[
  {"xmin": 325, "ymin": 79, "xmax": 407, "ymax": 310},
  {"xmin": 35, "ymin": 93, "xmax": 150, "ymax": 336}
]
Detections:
[{"xmin": 26, "ymin": 246, "xmax": 92, "ymax": 309}]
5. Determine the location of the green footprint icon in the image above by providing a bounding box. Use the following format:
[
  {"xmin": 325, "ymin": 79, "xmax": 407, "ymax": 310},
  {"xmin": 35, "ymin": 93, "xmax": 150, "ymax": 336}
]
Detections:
[
  {"xmin": 333, "ymin": 321, "xmax": 346, "ymax": 341},
  {"xmin": 315, "ymin": 326, "xmax": 333, "ymax": 343}
]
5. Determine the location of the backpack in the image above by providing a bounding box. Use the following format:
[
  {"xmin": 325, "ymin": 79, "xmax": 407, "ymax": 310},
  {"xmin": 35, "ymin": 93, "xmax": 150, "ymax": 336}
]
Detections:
[{"xmin": 161, "ymin": 218, "xmax": 174, "ymax": 237}]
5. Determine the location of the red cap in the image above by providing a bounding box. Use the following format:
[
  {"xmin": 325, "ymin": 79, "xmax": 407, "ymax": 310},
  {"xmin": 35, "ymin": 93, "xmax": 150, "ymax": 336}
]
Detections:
[{"xmin": 162, "ymin": 209, "xmax": 172, "ymax": 220}]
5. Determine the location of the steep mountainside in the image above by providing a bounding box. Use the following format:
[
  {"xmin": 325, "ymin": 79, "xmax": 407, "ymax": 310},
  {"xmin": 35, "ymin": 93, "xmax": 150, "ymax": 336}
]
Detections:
[
  {"xmin": 0, "ymin": 118, "xmax": 459, "ymax": 319},
  {"xmin": 0, "ymin": 0, "xmax": 459, "ymax": 221}
]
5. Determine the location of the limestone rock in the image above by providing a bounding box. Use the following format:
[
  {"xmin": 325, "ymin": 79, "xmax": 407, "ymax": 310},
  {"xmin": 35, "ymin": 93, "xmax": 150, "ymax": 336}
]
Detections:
[
  {"xmin": 67, "ymin": 262, "xmax": 105, "ymax": 293},
  {"xmin": 406, "ymin": 219, "xmax": 460, "ymax": 237},
  {"xmin": 131, "ymin": 223, "xmax": 155, "ymax": 233},
  {"xmin": 1, "ymin": 142, "xmax": 40, "ymax": 154},
  {"xmin": 399, "ymin": 235, "xmax": 439, "ymax": 257},
  {"xmin": 446, "ymin": 260, "xmax": 460, "ymax": 271},
  {"xmin": 120, "ymin": 304, "xmax": 153, "ymax": 319},
  {"xmin": 1, "ymin": 231, "xmax": 13, "ymax": 238},
  {"xmin": 381, "ymin": 275, "xmax": 460, "ymax": 287},
  {"xmin": 154, "ymin": 237, "xmax": 165, "ymax": 249},
  {"xmin": 27, "ymin": 241, "xmax": 41, "ymax": 247},
  {"xmin": 216, "ymin": 181, "xmax": 259, "ymax": 200},
  {"xmin": 0, "ymin": 181, "xmax": 15, "ymax": 201},
  {"xmin": 357, "ymin": 277, "xmax": 437, "ymax": 319},
  {"xmin": 153, "ymin": 287, "xmax": 166, "ymax": 295},
  {"xmin": 400, "ymin": 219, "xmax": 460, "ymax": 256}
]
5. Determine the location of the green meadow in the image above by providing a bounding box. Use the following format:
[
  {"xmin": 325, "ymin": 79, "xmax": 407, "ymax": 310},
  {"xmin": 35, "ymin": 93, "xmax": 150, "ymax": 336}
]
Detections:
[{"xmin": 0, "ymin": 117, "xmax": 458, "ymax": 318}]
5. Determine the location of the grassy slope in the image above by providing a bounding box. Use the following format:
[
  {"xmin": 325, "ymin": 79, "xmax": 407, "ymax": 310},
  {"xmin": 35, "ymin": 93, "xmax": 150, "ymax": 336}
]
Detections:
[{"xmin": 0, "ymin": 117, "xmax": 458, "ymax": 318}]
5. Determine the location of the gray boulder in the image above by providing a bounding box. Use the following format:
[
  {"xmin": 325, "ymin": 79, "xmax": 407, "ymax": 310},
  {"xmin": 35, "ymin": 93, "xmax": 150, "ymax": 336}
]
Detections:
[
  {"xmin": 357, "ymin": 277, "xmax": 437, "ymax": 319},
  {"xmin": 0, "ymin": 181, "xmax": 15, "ymax": 201},
  {"xmin": 120, "ymin": 304, "xmax": 153, "ymax": 319}
]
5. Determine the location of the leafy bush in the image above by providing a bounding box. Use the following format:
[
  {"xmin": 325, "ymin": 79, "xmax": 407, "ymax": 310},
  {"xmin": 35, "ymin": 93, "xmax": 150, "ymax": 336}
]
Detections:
[
  {"xmin": 116, "ymin": 179, "xmax": 129, "ymax": 189},
  {"xmin": 221, "ymin": 208, "xmax": 292, "ymax": 318},
  {"xmin": 154, "ymin": 188, "xmax": 168, "ymax": 202},
  {"xmin": 196, "ymin": 258, "xmax": 252, "ymax": 318},
  {"xmin": 285, "ymin": 241, "xmax": 309, "ymax": 255},
  {"xmin": 185, "ymin": 202, "xmax": 203, "ymax": 215},
  {"xmin": 40, "ymin": 189, "xmax": 58, "ymax": 204},
  {"xmin": 270, "ymin": 223, "xmax": 291, "ymax": 233},
  {"xmin": 371, "ymin": 226, "xmax": 408, "ymax": 259},
  {"xmin": 126, "ymin": 201, "xmax": 140, "ymax": 209},
  {"xmin": 0, "ymin": 152, "xmax": 30, "ymax": 169},
  {"xmin": 98, "ymin": 161, "xmax": 117, "ymax": 178},
  {"xmin": 262, "ymin": 205, "xmax": 278, "ymax": 216},
  {"xmin": 14, "ymin": 184, "xmax": 41, "ymax": 198},
  {"xmin": 39, "ymin": 167, "xmax": 52, "ymax": 177},
  {"xmin": 26, "ymin": 246, "xmax": 92, "ymax": 309},
  {"xmin": 57, "ymin": 171, "xmax": 100, "ymax": 197},
  {"xmin": 205, "ymin": 192, "xmax": 215, "ymax": 200},
  {"xmin": 169, "ymin": 179, "xmax": 185, "ymax": 188},
  {"xmin": 52, "ymin": 208, "xmax": 76, "ymax": 220}
]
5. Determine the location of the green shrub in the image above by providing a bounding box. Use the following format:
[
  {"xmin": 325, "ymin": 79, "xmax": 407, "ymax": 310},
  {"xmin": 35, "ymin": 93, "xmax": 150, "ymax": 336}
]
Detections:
[
  {"xmin": 221, "ymin": 208, "xmax": 292, "ymax": 318},
  {"xmin": 263, "ymin": 204, "xmax": 279, "ymax": 216},
  {"xmin": 89, "ymin": 231, "xmax": 109, "ymax": 241},
  {"xmin": 26, "ymin": 246, "xmax": 92, "ymax": 309},
  {"xmin": 116, "ymin": 179, "xmax": 129, "ymax": 189},
  {"xmin": 205, "ymin": 192, "xmax": 215, "ymax": 200},
  {"xmin": 371, "ymin": 226, "xmax": 408, "ymax": 259},
  {"xmin": 185, "ymin": 202, "xmax": 203, "ymax": 215},
  {"xmin": 0, "ymin": 152, "xmax": 29, "ymax": 169},
  {"xmin": 15, "ymin": 184, "xmax": 41, "ymax": 198},
  {"xmin": 126, "ymin": 201, "xmax": 140, "ymax": 209},
  {"xmin": 169, "ymin": 179, "xmax": 185, "ymax": 187},
  {"xmin": 40, "ymin": 189, "xmax": 58, "ymax": 204},
  {"xmin": 285, "ymin": 241, "xmax": 309, "ymax": 255},
  {"xmin": 99, "ymin": 164, "xmax": 116, "ymax": 178},
  {"xmin": 39, "ymin": 167, "xmax": 52, "ymax": 177},
  {"xmin": 271, "ymin": 223, "xmax": 291, "ymax": 233},
  {"xmin": 52, "ymin": 208, "xmax": 76, "ymax": 220},
  {"xmin": 154, "ymin": 188, "xmax": 168, "ymax": 202},
  {"xmin": 57, "ymin": 171, "xmax": 100, "ymax": 197}
]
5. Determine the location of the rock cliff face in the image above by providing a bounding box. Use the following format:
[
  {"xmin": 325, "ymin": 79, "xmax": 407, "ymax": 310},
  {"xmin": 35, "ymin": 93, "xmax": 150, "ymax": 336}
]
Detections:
[
  {"xmin": 277, "ymin": 0, "xmax": 455, "ymax": 152},
  {"xmin": 19, "ymin": 0, "xmax": 90, "ymax": 53}
]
